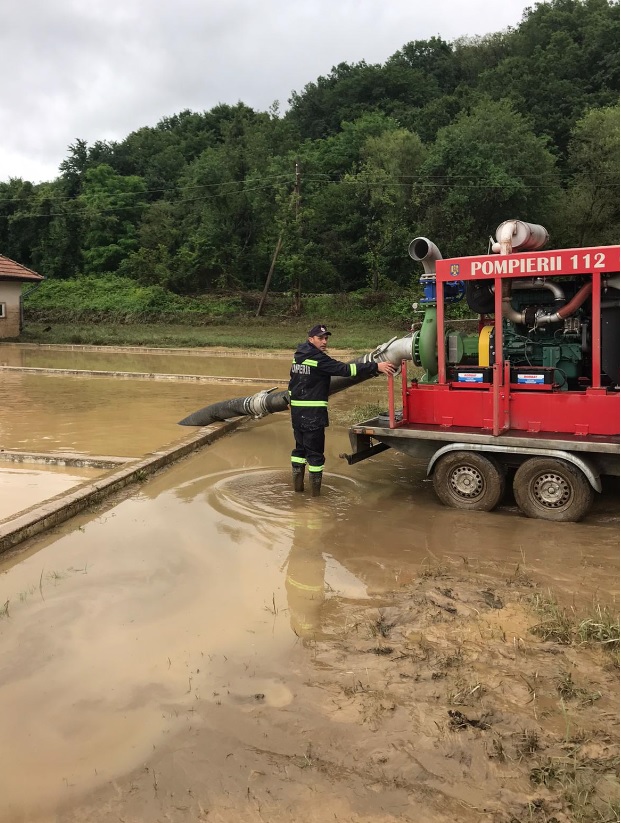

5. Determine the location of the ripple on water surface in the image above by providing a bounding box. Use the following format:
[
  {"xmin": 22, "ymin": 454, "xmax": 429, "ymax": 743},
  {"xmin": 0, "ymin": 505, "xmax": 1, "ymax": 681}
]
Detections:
[{"xmin": 205, "ymin": 467, "xmax": 366, "ymax": 534}]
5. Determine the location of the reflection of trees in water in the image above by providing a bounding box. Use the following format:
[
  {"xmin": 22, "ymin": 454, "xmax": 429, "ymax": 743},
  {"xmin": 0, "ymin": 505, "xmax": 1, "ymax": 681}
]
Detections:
[{"xmin": 214, "ymin": 521, "xmax": 247, "ymax": 545}]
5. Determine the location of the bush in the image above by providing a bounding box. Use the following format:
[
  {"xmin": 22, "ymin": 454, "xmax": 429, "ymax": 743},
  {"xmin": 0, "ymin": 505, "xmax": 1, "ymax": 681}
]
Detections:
[
  {"xmin": 23, "ymin": 277, "xmax": 476, "ymax": 325},
  {"xmin": 25, "ymin": 275, "xmax": 242, "ymax": 318}
]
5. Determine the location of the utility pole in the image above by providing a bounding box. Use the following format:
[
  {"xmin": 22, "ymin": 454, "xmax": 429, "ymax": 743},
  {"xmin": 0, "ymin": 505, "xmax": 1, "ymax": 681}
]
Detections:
[
  {"xmin": 294, "ymin": 161, "xmax": 301, "ymax": 219},
  {"xmin": 256, "ymin": 162, "xmax": 300, "ymax": 318},
  {"xmin": 256, "ymin": 232, "xmax": 283, "ymax": 317},
  {"xmin": 291, "ymin": 162, "xmax": 302, "ymax": 316}
]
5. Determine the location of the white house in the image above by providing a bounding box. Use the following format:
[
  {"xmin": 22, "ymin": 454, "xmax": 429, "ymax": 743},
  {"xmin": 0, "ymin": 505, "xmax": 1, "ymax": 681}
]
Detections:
[{"xmin": 0, "ymin": 256, "xmax": 44, "ymax": 339}]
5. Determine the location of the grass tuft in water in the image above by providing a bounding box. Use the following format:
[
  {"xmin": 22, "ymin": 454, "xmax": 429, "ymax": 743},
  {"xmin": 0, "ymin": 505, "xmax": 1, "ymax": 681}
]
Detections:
[{"xmin": 530, "ymin": 593, "xmax": 619, "ymax": 654}]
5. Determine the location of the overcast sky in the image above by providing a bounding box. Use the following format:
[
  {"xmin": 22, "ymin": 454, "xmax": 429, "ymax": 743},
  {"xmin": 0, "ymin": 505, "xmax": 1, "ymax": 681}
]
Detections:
[{"xmin": 1, "ymin": 0, "xmax": 534, "ymax": 184}]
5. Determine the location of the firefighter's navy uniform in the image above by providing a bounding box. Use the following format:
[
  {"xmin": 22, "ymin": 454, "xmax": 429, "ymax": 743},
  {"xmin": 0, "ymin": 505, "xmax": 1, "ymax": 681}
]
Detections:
[{"xmin": 288, "ymin": 326, "xmax": 381, "ymax": 495}]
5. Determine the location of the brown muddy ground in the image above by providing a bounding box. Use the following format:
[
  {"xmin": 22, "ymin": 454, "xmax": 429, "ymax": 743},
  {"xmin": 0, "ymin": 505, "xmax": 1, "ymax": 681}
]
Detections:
[{"xmin": 0, "ymin": 349, "xmax": 618, "ymax": 823}]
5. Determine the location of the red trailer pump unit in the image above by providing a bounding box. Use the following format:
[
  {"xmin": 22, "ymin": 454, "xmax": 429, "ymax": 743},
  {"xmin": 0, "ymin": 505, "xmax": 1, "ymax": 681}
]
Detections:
[
  {"xmin": 406, "ymin": 245, "xmax": 620, "ymax": 437},
  {"xmin": 345, "ymin": 222, "xmax": 620, "ymax": 521}
]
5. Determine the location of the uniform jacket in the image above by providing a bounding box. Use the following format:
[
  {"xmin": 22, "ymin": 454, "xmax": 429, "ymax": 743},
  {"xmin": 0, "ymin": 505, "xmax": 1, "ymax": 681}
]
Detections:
[{"xmin": 288, "ymin": 340, "xmax": 379, "ymax": 431}]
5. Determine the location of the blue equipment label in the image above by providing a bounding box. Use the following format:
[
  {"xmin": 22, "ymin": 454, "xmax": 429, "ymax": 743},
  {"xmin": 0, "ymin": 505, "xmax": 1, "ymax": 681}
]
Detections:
[
  {"xmin": 517, "ymin": 373, "xmax": 545, "ymax": 384},
  {"xmin": 458, "ymin": 372, "xmax": 484, "ymax": 383}
]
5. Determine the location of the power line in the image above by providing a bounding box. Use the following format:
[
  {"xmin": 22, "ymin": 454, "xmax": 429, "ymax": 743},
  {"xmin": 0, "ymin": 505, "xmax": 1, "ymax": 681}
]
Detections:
[
  {"xmin": 0, "ymin": 180, "xmax": 294, "ymax": 220},
  {"xmin": 1, "ymin": 167, "xmax": 617, "ymax": 210},
  {"xmin": 0, "ymin": 173, "xmax": 293, "ymax": 208},
  {"xmin": 0, "ymin": 173, "xmax": 617, "ymax": 220}
]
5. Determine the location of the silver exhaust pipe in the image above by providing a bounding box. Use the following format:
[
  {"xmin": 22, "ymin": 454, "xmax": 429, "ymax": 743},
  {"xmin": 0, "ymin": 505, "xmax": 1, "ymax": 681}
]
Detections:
[{"xmin": 408, "ymin": 237, "xmax": 443, "ymax": 274}]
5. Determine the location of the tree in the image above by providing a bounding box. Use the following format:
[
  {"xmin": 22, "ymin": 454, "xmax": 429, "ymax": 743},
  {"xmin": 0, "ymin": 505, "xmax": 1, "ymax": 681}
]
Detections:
[
  {"xmin": 285, "ymin": 114, "xmax": 404, "ymax": 291},
  {"xmin": 476, "ymin": 0, "xmax": 620, "ymax": 157},
  {"xmin": 287, "ymin": 49, "xmax": 453, "ymax": 143},
  {"xmin": 348, "ymin": 129, "xmax": 427, "ymax": 289},
  {"xmin": 552, "ymin": 105, "xmax": 620, "ymax": 246},
  {"xmin": 2, "ymin": 1, "xmax": 618, "ymax": 297},
  {"xmin": 59, "ymin": 139, "xmax": 90, "ymax": 196},
  {"xmin": 386, "ymin": 37, "xmax": 458, "ymax": 92},
  {"xmin": 415, "ymin": 98, "xmax": 561, "ymax": 255},
  {"xmin": 117, "ymin": 201, "xmax": 179, "ymax": 288},
  {"xmin": 0, "ymin": 179, "xmax": 37, "ymax": 265},
  {"xmin": 78, "ymin": 164, "xmax": 147, "ymax": 274},
  {"xmin": 29, "ymin": 183, "xmax": 84, "ymax": 278}
]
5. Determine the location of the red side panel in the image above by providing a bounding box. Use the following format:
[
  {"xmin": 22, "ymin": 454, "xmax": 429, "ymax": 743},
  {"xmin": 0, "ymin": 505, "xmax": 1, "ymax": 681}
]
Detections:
[
  {"xmin": 509, "ymin": 390, "xmax": 619, "ymax": 436},
  {"xmin": 406, "ymin": 384, "xmax": 619, "ymax": 436},
  {"xmin": 406, "ymin": 384, "xmax": 495, "ymax": 430}
]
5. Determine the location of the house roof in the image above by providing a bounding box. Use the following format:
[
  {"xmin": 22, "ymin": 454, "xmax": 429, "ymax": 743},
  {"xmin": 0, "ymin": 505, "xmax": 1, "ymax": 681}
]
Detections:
[{"xmin": 0, "ymin": 255, "xmax": 44, "ymax": 282}]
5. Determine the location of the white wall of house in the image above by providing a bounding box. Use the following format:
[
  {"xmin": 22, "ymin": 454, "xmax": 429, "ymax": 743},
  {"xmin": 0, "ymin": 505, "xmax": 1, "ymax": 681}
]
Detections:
[{"xmin": 0, "ymin": 282, "xmax": 23, "ymax": 338}]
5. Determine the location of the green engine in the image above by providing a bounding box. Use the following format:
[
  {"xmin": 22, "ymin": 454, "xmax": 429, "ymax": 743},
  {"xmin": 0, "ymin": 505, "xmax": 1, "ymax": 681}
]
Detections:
[
  {"xmin": 412, "ymin": 283, "xmax": 587, "ymax": 390},
  {"xmin": 408, "ymin": 222, "xmax": 619, "ymax": 391},
  {"xmin": 497, "ymin": 322, "xmax": 583, "ymax": 389}
]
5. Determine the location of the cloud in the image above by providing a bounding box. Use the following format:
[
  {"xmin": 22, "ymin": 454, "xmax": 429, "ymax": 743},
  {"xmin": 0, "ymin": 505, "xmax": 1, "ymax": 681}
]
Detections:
[{"xmin": 0, "ymin": 0, "xmax": 530, "ymax": 183}]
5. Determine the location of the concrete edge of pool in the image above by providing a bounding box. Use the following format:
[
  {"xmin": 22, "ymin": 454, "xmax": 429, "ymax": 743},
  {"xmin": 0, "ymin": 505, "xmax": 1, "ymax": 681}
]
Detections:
[
  {"xmin": 0, "ymin": 418, "xmax": 243, "ymax": 556},
  {"xmin": 0, "ymin": 451, "xmax": 132, "ymax": 469},
  {"xmin": 0, "ymin": 366, "xmax": 288, "ymax": 385}
]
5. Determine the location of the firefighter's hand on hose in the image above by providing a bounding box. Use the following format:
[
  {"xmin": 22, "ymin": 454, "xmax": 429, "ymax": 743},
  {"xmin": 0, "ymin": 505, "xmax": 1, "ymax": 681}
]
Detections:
[{"xmin": 377, "ymin": 361, "xmax": 396, "ymax": 376}]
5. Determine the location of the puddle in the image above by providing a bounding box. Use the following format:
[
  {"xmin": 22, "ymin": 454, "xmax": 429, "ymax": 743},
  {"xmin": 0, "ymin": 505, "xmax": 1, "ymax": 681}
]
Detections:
[{"xmin": 0, "ymin": 464, "xmax": 103, "ymax": 522}]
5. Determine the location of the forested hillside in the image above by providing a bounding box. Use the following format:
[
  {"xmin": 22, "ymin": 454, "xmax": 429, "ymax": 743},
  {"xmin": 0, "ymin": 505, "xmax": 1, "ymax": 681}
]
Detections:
[{"xmin": 1, "ymin": 0, "xmax": 618, "ymax": 304}]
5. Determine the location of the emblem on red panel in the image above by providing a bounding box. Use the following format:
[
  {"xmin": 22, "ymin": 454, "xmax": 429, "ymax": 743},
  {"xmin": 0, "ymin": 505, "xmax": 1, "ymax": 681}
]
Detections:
[{"xmin": 449, "ymin": 264, "xmax": 460, "ymax": 277}]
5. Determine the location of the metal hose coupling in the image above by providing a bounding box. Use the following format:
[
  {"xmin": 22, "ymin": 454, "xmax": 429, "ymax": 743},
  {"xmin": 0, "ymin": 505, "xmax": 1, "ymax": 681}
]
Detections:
[
  {"xmin": 361, "ymin": 334, "xmax": 415, "ymax": 372},
  {"xmin": 366, "ymin": 336, "xmax": 399, "ymax": 361},
  {"xmin": 242, "ymin": 387, "xmax": 285, "ymax": 418}
]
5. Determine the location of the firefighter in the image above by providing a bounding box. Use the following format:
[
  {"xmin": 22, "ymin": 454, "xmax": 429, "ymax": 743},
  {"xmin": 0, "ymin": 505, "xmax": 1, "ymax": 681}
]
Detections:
[{"xmin": 288, "ymin": 324, "xmax": 395, "ymax": 496}]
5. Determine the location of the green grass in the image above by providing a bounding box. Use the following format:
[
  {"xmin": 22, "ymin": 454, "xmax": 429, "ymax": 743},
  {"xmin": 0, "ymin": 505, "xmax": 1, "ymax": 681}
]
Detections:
[
  {"xmin": 530, "ymin": 592, "xmax": 620, "ymax": 653},
  {"xmin": 18, "ymin": 319, "xmax": 413, "ymax": 352}
]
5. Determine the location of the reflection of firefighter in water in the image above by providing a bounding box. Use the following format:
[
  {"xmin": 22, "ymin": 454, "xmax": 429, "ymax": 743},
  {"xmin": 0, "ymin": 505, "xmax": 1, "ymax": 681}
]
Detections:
[{"xmin": 285, "ymin": 509, "xmax": 327, "ymax": 640}]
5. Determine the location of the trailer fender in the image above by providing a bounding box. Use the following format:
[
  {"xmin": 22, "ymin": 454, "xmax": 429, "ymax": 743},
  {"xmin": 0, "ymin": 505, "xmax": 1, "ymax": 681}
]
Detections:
[{"xmin": 426, "ymin": 444, "xmax": 602, "ymax": 493}]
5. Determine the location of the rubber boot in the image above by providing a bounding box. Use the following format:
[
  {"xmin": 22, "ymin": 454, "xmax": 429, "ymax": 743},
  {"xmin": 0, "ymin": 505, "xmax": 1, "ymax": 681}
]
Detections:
[
  {"xmin": 292, "ymin": 464, "xmax": 305, "ymax": 493},
  {"xmin": 310, "ymin": 472, "xmax": 322, "ymax": 498}
]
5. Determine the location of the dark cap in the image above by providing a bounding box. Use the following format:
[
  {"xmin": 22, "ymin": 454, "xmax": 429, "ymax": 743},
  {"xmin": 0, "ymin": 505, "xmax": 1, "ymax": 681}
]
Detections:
[{"xmin": 308, "ymin": 324, "xmax": 331, "ymax": 337}]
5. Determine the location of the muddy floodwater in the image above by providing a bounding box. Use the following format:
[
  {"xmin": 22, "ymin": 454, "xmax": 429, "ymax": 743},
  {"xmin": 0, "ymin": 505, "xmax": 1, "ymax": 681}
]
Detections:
[
  {"xmin": 0, "ymin": 371, "xmax": 272, "ymax": 457},
  {"xmin": 0, "ymin": 348, "xmax": 618, "ymax": 822},
  {"xmin": 0, "ymin": 464, "xmax": 103, "ymax": 521},
  {"xmin": 0, "ymin": 343, "xmax": 289, "ymax": 378}
]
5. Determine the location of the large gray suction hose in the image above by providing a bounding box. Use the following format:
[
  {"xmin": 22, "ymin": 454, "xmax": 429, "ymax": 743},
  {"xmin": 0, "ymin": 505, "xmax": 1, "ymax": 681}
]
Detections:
[
  {"xmin": 178, "ymin": 334, "xmax": 414, "ymax": 426},
  {"xmin": 178, "ymin": 388, "xmax": 289, "ymax": 426}
]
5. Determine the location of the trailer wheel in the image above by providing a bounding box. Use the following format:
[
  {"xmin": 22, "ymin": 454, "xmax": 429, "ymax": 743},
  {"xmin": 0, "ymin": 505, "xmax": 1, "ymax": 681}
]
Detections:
[
  {"xmin": 432, "ymin": 452, "xmax": 505, "ymax": 512},
  {"xmin": 513, "ymin": 458, "xmax": 594, "ymax": 522}
]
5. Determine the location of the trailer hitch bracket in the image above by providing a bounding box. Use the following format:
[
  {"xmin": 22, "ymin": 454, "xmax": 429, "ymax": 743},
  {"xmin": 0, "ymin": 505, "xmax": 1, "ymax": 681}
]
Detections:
[{"xmin": 340, "ymin": 442, "xmax": 391, "ymax": 465}]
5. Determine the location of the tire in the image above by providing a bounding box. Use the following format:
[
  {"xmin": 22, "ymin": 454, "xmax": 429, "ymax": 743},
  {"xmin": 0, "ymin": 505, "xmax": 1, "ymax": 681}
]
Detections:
[
  {"xmin": 432, "ymin": 452, "xmax": 505, "ymax": 512},
  {"xmin": 512, "ymin": 458, "xmax": 594, "ymax": 522}
]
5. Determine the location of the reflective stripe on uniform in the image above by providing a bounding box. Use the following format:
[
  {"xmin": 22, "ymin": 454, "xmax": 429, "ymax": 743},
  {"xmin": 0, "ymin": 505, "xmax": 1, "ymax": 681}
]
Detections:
[
  {"xmin": 291, "ymin": 456, "xmax": 307, "ymax": 464},
  {"xmin": 302, "ymin": 359, "xmax": 318, "ymax": 367},
  {"xmin": 286, "ymin": 575, "xmax": 323, "ymax": 593},
  {"xmin": 349, "ymin": 363, "xmax": 357, "ymax": 377},
  {"xmin": 290, "ymin": 400, "xmax": 328, "ymax": 407},
  {"xmin": 308, "ymin": 465, "xmax": 324, "ymax": 473}
]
